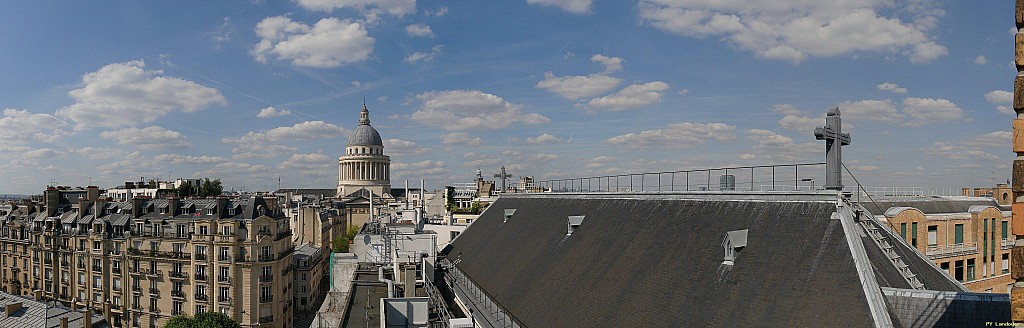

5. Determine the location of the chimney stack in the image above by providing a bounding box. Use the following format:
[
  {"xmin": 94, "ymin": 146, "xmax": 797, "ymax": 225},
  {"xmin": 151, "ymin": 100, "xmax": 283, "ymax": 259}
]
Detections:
[
  {"xmin": 81, "ymin": 309, "xmax": 91, "ymax": 328},
  {"xmin": 4, "ymin": 302, "xmax": 21, "ymax": 316},
  {"xmin": 45, "ymin": 187, "xmax": 60, "ymax": 216},
  {"xmin": 86, "ymin": 186, "xmax": 99, "ymax": 202},
  {"xmin": 60, "ymin": 317, "xmax": 69, "ymax": 328},
  {"xmin": 167, "ymin": 197, "xmax": 179, "ymax": 216}
]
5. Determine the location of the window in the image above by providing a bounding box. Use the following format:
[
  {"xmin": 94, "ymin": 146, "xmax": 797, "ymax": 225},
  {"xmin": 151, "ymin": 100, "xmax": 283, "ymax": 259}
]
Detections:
[
  {"xmin": 197, "ymin": 284, "xmax": 206, "ymax": 296},
  {"xmin": 150, "ymin": 298, "xmax": 158, "ymax": 311},
  {"xmin": 173, "ymin": 281, "xmax": 183, "ymax": 292},
  {"xmin": 150, "ymin": 241, "xmax": 159, "ymax": 251},
  {"xmin": 955, "ymin": 260, "xmax": 964, "ymax": 282},
  {"xmin": 927, "ymin": 226, "xmax": 937, "ymax": 247},
  {"xmin": 93, "ymin": 276, "xmax": 101, "ymax": 288},
  {"xmin": 92, "ymin": 241, "xmax": 100, "ymax": 250},
  {"xmin": 1005, "ymin": 253, "xmax": 1011, "ymax": 274},
  {"xmin": 984, "ymin": 219, "xmax": 989, "ymax": 257},
  {"xmin": 196, "ymin": 305, "xmax": 207, "ymax": 314},
  {"xmin": 1004, "ymin": 221, "xmax": 1010, "ymax": 240},
  {"xmin": 967, "ymin": 259, "xmax": 975, "ymax": 281},
  {"xmin": 260, "ymin": 286, "xmax": 271, "ymax": 300},
  {"xmin": 196, "ymin": 245, "xmax": 207, "ymax": 257},
  {"xmin": 262, "ymin": 266, "xmax": 271, "ymax": 277},
  {"xmin": 93, "ymin": 293, "xmax": 101, "ymax": 302},
  {"xmin": 199, "ymin": 225, "xmax": 208, "ymax": 235},
  {"xmin": 113, "ymin": 277, "xmax": 122, "ymax": 291},
  {"xmin": 133, "ymin": 295, "xmax": 140, "ymax": 309},
  {"xmin": 954, "ymin": 224, "xmax": 964, "ymax": 244},
  {"xmin": 219, "ymin": 287, "xmax": 229, "ymax": 300},
  {"xmin": 221, "ymin": 226, "xmax": 232, "ymax": 236},
  {"xmin": 911, "ymin": 222, "xmax": 918, "ymax": 247}
]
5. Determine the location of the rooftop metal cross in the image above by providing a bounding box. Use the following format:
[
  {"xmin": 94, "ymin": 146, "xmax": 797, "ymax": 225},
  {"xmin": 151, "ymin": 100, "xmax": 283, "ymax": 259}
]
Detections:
[
  {"xmin": 814, "ymin": 106, "xmax": 851, "ymax": 190},
  {"xmin": 494, "ymin": 166, "xmax": 512, "ymax": 192}
]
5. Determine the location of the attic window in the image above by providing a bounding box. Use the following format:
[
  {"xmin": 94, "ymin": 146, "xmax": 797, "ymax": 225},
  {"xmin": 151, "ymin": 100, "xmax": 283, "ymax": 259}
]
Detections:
[
  {"xmin": 503, "ymin": 209, "xmax": 516, "ymax": 223},
  {"xmin": 567, "ymin": 215, "xmax": 585, "ymax": 235},
  {"xmin": 722, "ymin": 229, "xmax": 748, "ymax": 265}
]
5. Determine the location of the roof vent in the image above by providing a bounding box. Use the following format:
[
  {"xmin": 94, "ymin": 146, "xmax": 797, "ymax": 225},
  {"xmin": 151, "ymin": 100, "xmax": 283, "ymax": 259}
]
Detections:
[
  {"xmin": 503, "ymin": 209, "xmax": 516, "ymax": 223},
  {"xmin": 567, "ymin": 215, "xmax": 585, "ymax": 235},
  {"xmin": 722, "ymin": 229, "xmax": 748, "ymax": 265}
]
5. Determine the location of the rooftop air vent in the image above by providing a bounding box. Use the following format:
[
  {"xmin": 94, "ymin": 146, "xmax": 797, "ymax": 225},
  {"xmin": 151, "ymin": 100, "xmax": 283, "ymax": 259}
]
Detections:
[
  {"xmin": 503, "ymin": 209, "xmax": 516, "ymax": 223},
  {"xmin": 722, "ymin": 229, "xmax": 748, "ymax": 265},
  {"xmin": 567, "ymin": 215, "xmax": 585, "ymax": 235}
]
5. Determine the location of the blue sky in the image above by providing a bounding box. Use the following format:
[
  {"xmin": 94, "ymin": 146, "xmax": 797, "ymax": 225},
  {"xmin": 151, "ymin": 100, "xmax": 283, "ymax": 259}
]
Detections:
[{"xmin": 0, "ymin": 0, "xmax": 1015, "ymax": 194}]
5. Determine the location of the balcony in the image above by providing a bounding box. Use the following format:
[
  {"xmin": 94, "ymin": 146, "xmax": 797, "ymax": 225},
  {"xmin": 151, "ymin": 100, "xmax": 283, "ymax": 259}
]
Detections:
[
  {"xmin": 194, "ymin": 273, "xmax": 208, "ymax": 281},
  {"xmin": 170, "ymin": 252, "xmax": 190, "ymax": 259},
  {"xmin": 195, "ymin": 253, "xmax": 207, "ymax": 261},
  {"xmin": 171, "ymin": 290, "xmax": 185, "ymax": 299},
  {"xmin": 149, "ymin": 288, "xmax": 160, "ymax": 295},
  {"xmin": 1003, "ymin": 238, "xmax": 1014, "ymax": 250},
  {"xmin": 172, "ymin": 310, "xmax": 184, "ymax": 316},
  {"xmin": 218, "ymin": 296, "xmax": 231, "ymax": 303},
  {"xmin": 132, "ymin": 286, "xmax": 142, "ymax": 293},
  {"xmin": 132, "ymin": 304, "xmax": 143, "ymax": 311},
  {"xmin": 148, "ymin": 306, "xmax": 159, "ymax": 313},
  {"xmin": 60, "ymin": 260, "xmax": 68, "ymax": 267},
  {"xmin": 169, "ymin": 271, "xmax": 188, "ymax": 280},
  {"xmin": 43, "ymin": 258, "xmax": 52, "ymax": 265},
  {"xmin": 76, "ymin": 263, "xmax": 85, "ymax": 269},
  {"xmin": 217, "ymin": 276, "xmax": 231, "ymax": 284},
  {"xmin": 145, "ymin": 270, "xmax": 162, "ymax": 278},
  {"xmin": 195, "ymin": 294, "xmax": 208, "ymax": 302},
  {"xmin": 92, "ymin": 265, "xmax": 102, "ymax": 272},
  {"xmin": 259, "ymin": 295, "xmax": 273, "ymax": 303},
  {"xmin": 217, "ymin": 255, "xmax": 234, "ymax": 262},
  {"xmin": 926, "ymin": 242, "xmax": 978, "ymax": 260},
  {"xmin": 214, "ymin": 235, "xmax": 236, "ymax": 243},
  {"xmin": 259, "ymin": 275, "xmax": 273, "ymax": 283},
  {"xmin": 258, "ymin": 254, "xmax": 274, "ymax": 262}
]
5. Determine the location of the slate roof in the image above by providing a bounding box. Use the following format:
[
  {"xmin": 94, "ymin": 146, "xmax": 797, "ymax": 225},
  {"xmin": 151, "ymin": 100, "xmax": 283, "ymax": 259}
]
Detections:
[
  {"xmin": 348, "ymin": 124, "xmax": 383, "ymax": 146},
  {"xmin": 0, "ymin": 292, "xmax": 108, "ymax": 328},
  {"xmin": 860, "ymin": 196, "xmax": 1000, "ymax": 214},
  {"xmin": 447, "ymin": 194, "xmax": 875, "ymax": 327}
]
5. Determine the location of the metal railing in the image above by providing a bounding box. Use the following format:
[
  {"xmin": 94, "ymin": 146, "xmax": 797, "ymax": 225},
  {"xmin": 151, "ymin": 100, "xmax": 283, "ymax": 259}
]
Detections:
[
  {"xmin": 533, "ymin": 163, "xmax": 826, "ymax": 192},
  {"xmin": 925, "ymin": 242, "xmax": 978, "ymax": 259}
]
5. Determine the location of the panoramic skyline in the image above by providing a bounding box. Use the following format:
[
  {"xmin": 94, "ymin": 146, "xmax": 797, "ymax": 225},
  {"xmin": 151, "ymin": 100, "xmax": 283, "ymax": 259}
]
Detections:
[{"xmin": 0, "ymin": 0, "xmax": 1014, "ymax": 194}]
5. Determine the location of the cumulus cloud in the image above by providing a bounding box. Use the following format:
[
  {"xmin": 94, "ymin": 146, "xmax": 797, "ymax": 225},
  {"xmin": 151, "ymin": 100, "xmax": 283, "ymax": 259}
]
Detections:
[
  {"xmin": 986, "ymin": 90, "xmax": 1012, "ymax": 104},
  {"xmin": 901, "ymin": 97, "xmax": 963, "ymax": 126},
  {"xmin": 536, "ymin": 73, "xmax": 621, "ymax": 100},
  {"xmin": 536, "ymin": 54, "xmax": 625, "ymax": 100},
  {"xmin": 0, "ymin": 109, "xmax": 68, "ymax": 144},
  {"xmin": 587, "ymin": 81, "xmax": 669, "ymax": 111},
  {"xmin": 742, "ymin": 129, "xmax": 818, "ymax": 162},
  {"xmin": 778, "ymin": 114, "xmax": 822, "ymax": 134},
  {"xmin": 974, "ymin": 55, "xmax": 987, "ymax": 65},
  {"xmin": 877, "ymin": 82, "xmax": 908, "ymax": 94},
  {"xmin": 526, "ymin": 133, "xmax": 561, "ymax": 144},
  {"xmin": 526, "ymin": 0, "xmax": 592, "ymax": 14},
  {"xmin": 440, "ymin": 132, "xmax": 483, "ymax": 146},
  {"xmin": 295, "ymin": 0, "xmax": 416, "ymax": 17},
  {"xmin": 606, "ymin": 122, "xmax": 735, "ymax": 149},
  {"xmin": 405, "ymin": 24, "xmax": 434, "ymax": 38},
  {"xmin": 391, "ymin": 160, "xmax": 449, "ymax": 177},
  {"xmin": 57, "ymin": 60, "xmax": 226, "ymax": 128},
  {"xmin": 411, "ymin": 90, "xmax": 549, "ymax": 130},
  {"xmin": 405, "ymin": 45, "xmax": 444, "ymax": 63},
  {"xmin": 638, "ymin": 0, "xmax": 947, "ymax": 64},
  {"xmin": 278, "ymin": 153, "xmax": 333, "ymax": 175},
  {"xmin": 257, "ymin": 106, "xmax": 292, "ymax": 118},
  {"xmin": 153, "ymin": 154, "xmax": 227, "ymax": 165},
  {"xmin": 384, "ymin": 138, "xmax": 430, "ymax": 156},
  {"xmin": 837, "ymin": 99, "xmax": 903, "ymax": 121},
  {"xmin": 251, "ymin": 16, "xmax": 374, "ymax": 68},
  {"xmin": 222, "ymin": 121, "xmax": 347, "ymax": 158},
  {"xmin": 100, "ymin": 126, "xmax": 192, "ymax": 150}
]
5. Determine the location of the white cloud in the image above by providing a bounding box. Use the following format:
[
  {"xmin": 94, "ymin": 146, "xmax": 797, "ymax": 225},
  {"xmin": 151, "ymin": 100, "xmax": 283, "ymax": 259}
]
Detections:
[
  {"xmin": 251, "ymin": 16, "xmax": 374, "ymax": 68},
  {"xmin": 0, "ymin": 109, "xmax": 68, "ymax": 144},
  {"xmin": 57, "ymin": 60, "xmax": 226, "ymax": 128},
  {"xmin": 743, "ymin": 129, "xmax": 818, "ymax": 162},
  {"xmin": 411, "ymin": 90, "xmax": 549, "ymax": 130},
  {"xmin": 222, "ymin": 121, "xmax": 347, "ymax": 158},
  {"xmin": 154, "ymin": 154, "xmax": 227, "ymax": 165},
  {"xmin": 392, "ymin": 160, "xmax": 450, "ymax": 177},
  {"xmin": 440, "ymin": 132, "xmax": 483, "ymax": 146},
  {"xmin": 678, "ymin": 88, "xmax": 689, "ymax": 96},
  {"xmin": 927, "ymin": 142, "xmax": 999, "ymax": 161},
  {"xmin": 606, "ymin": 122, "xmax": 735, "ymax": 149},
  {"xmin": 405, "ymin": 45, "xmax": 444, "ymax": 63},
  {"xmin": 997, "ymin": 106, "xmax": 1014, "ymax": 115},
  {"xmin": 200, "ymin": 161, "xmax": 272, "ymax": 177},
  {"xmin": 877, "ymin": 82, "xmax": 908, "ymax": 94},
  {"xmin": 985, "ymin": 90, "xmax": 1013, "ymax": 104},
  {"xmin": 837, "ymin": 99, "xmax": 903, "ymax": 121},
  {"xmin": 587, "ymin": 81, "xmax": 669, "ymax": 111},
  {"xmin": 975, "ymin": 55, "xmax": 987, "ymax": 65},
  {"xmin": 526, "ymin": 0, "xmax": 592, "ymax": 14},
  {"xmin": 962, "ymin": 131, "xmax": 1011, "ymax": 148},
  {"xmin": 536, "ymin": 72, "xmax": 621, "ymax": 101},
  {"xmin": 295, "ymin": 0, "xmax": 416, "ymax": 17},
  {"xmin": 638, "ymin": 0, "xmax": 946, "ymax": 64},
  {"xmin": 432, "ymin": 6, "xmax": 448, "ymax": 17},
  {"xmin": 257, "ymin": 106, "xmax": 292, "ymax": 118},
  {"xmin": 207, "ymin": 17, "xmax": 232, "ymax": 45},
  {"xmin": 278, "ymin": 153, "xmax": 333, "ymax": 174},
  {"xmin": 530, "ymin": 153, "xmax": 560, "ymax": 161},
  {"xmin": 591, "ymin": 54, "xmax": 623, "ymax": 73},
  {"xmin": 405, "ymin": 24, "xmax": 434, "ymax": 38},
  {"xmin": 100, "ymin": 126, "xmax": 191, "ymax": 150},
  {"xmin": 769, "ymin": 104, "xmax": 803, "ymax": 116},
  {"xmin": 526, "ymin": 133, "xmax": 561, "ymax": 144},
  {"xmin": 778, "ymin": 114, "xmax": 821, "ymax": 133},
  {"xmin": 902, "ymin": 97, "xmax": 964, "ymax": 126},
  {"xmin": 384, "ymin": 138, "xmax": 430, "ymax": 156}
]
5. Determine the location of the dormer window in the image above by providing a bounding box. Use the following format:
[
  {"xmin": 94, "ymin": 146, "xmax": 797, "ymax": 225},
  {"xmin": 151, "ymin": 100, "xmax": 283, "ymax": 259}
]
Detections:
[
  {"xmin": 722, "ymin": 229, "xmax": 749, "ymax": 265},
  {"xmin": 567, "ymin": 215, "xmax": 585, "ymax": 235}
]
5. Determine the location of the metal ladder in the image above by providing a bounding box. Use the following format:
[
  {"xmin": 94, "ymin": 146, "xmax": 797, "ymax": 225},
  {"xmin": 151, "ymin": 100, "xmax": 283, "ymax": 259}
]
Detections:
[{"xmin": 856, "ymin": 210, "xmax": 925, "ymax": 290}]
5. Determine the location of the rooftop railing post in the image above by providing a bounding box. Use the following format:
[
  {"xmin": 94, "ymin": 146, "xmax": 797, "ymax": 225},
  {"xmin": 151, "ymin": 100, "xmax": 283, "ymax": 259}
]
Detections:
[
  {"xmin": 772, "ymin": 166, "xmax": 776, "ymax": 191},
  {"xmin": 750, "ymin": 167, "xmax": 754, "ymax": 191},
  {"xmin": 706, "ymin": 170, "xmax": 711, "ymax": 191},
  {"xmin": 686, "ymin": 171, "xmax": 689, "ymax": 191},
  {"xmin": 671, "ymin": 172, "xmax": 675, "ymax": 191},
  {"xmin": 641, "ymin": 174, "xmax": 645, "ymax": 191},
  {"xmin": 794, "ymin": 165, "xmax": 799, "ymax": 191}
]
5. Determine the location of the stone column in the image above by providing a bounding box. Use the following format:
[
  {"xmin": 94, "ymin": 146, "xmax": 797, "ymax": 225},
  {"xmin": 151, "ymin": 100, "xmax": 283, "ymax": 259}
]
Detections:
[{"xmin": 1013, "ymin": 0, "xmax": 1024, "ymax": 320}]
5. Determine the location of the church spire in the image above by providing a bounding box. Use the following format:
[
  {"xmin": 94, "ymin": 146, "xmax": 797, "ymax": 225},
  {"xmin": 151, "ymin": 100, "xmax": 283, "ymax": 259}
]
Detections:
[{"xmin": 359, "ymin": 99, "xmax": 370, "ymax": 125}]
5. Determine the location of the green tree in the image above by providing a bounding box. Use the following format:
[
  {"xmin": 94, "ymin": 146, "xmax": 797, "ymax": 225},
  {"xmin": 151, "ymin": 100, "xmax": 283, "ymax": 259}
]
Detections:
[
  {"xmin": 174, "ymin": 181, "xmax": 195, "ymax": 197},
  {"xmin": 346, "ymin": 224, "xmax": 360, "ymax": 240},
  {"xmin": 166, "ymin": 312, "xmax": 240, "ymax": 328},
  {"xmin": 333, "ymin": 235, "xmax": 349, "ymax": 253},
  {"xmin": 199, "ymin": 178, "xmax": 223, "ymax": 197}
]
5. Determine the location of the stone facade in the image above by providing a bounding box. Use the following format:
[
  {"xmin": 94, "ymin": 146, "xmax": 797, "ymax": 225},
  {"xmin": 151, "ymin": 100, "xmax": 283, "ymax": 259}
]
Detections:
[
  {"xmin": 0, "ymin": 187, "xmax": 295, "ymax": 328},
  {"xmin": 885, "ymin": 206, "xmax": 1013, "ymax": 293}
]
